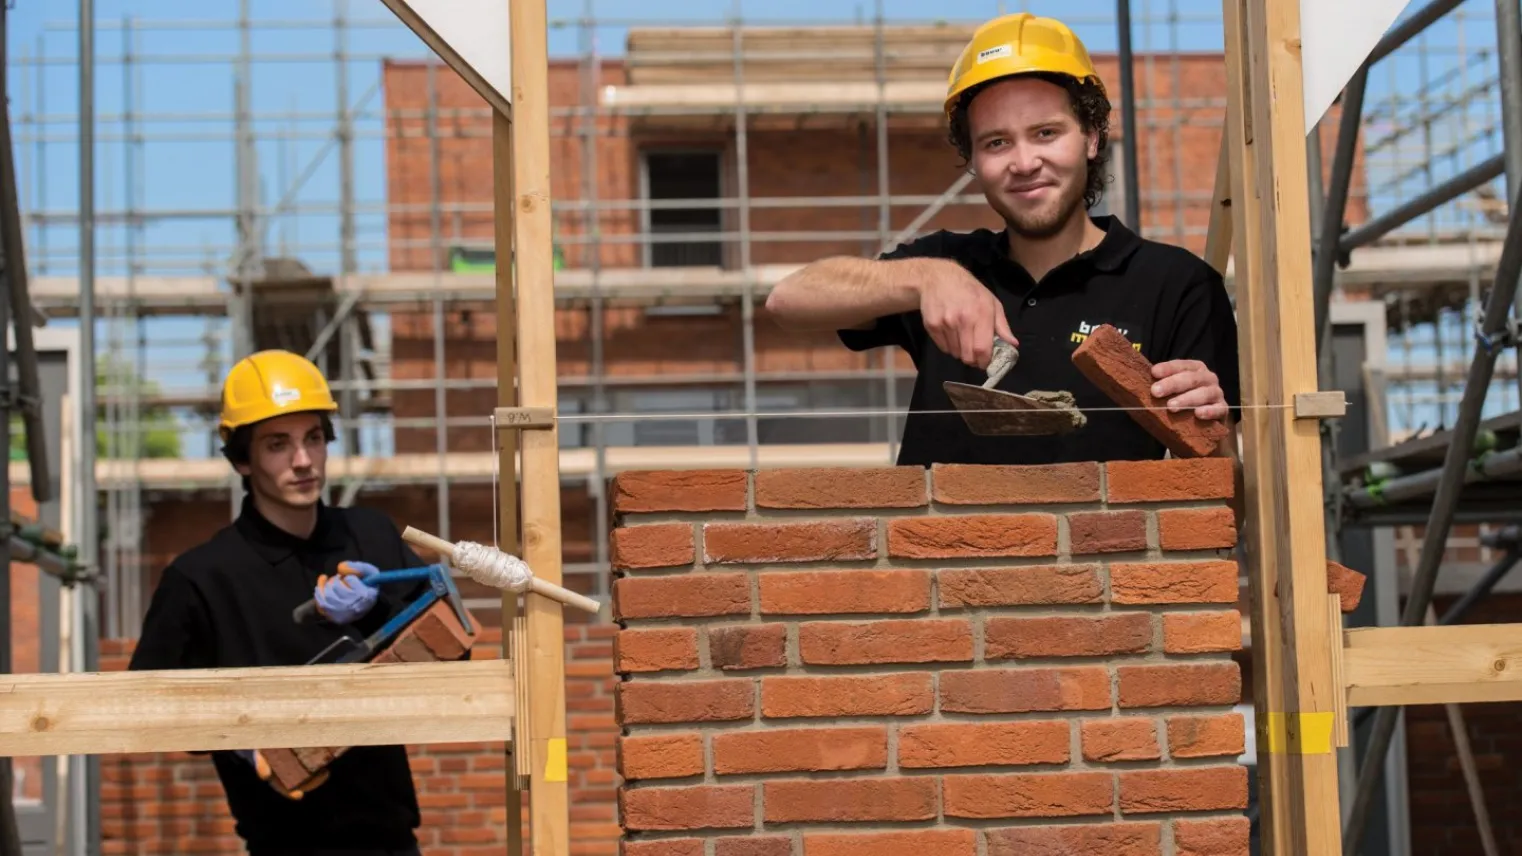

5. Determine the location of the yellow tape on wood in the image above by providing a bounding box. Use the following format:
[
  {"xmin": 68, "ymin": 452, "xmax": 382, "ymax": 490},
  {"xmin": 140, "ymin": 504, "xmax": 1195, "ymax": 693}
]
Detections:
[
  {"xmin": 544, "ymin": 737, "xmax": 568, "ymax": 782},
  {"xmin": 1261, "ymin": 711, "xmax": 1335, "ymax": 755}
]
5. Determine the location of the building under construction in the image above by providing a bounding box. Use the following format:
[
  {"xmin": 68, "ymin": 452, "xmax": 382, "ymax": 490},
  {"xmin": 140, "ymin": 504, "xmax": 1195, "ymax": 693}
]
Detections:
[{"xmin": 4, "ymin": 1, "xmax": 1522, "ymax": 854}]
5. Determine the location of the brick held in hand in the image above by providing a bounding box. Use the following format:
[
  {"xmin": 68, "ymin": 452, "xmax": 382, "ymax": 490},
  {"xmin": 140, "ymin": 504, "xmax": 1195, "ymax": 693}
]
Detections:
[
  {"xmin": 261, "ymin": 598, "xmax": 479, "ymax": 794},
  {"xmin": 1070, "ymin": 323, "xmax": 1228, "ymax": 458}
]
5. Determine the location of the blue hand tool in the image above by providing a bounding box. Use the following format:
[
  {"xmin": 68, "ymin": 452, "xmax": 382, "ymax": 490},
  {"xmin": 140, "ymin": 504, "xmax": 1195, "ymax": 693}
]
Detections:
[{"xmin": 294, "ymin": 564, "xmax": 474, "ymax": 665}]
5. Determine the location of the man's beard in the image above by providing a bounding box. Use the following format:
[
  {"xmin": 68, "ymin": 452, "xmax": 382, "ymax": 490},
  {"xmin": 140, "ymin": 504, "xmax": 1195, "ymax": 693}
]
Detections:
[{"xmin": 990, "ymin": 175, "xmax": 1087, "ymax": 240}]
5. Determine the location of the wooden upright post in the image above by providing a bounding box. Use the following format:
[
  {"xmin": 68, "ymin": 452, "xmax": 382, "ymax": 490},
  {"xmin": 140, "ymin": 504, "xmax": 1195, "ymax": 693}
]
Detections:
[
  {"xmin": 502, "ymin": 1, "xmax": 569, "ymax": 854},
  {"xmin": 1223, "ymin": 0, "xmax": 1344, "ymax": 852}
]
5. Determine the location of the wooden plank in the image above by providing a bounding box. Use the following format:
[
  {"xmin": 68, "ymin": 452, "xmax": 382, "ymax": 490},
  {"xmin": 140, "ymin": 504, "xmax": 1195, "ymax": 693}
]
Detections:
[
  {"xmin": 1221, "ymin": 4, "xmax": 1297, "ymax": 849},
  {"xmin": 1204, "ymin": 131, "xmax": 1234, "ymax": 275},
  {"xmin": 1344, "ymin": 624, "xmax": 1522, "ymax": 707},
  {"xmin": 493, "ymin": 35, "xmax": 530, "ymax": 856},
  {"xmin": 1229, "ymin": 0, "xmax": 1344, "ymax": 851},
  {"xmin": 508, "ymin": 4, "xmax": 570, "ymax": 856},
  {"xmin": 0, "ymin": 660, "xmax": 515, "ymax": 757}
]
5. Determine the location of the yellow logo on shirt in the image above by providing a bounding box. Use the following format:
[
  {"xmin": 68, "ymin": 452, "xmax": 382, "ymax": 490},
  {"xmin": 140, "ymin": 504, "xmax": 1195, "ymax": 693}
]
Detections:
[{"xmin": 1070, "ymin": 320, "xmax": 1143, "ymax": 351}]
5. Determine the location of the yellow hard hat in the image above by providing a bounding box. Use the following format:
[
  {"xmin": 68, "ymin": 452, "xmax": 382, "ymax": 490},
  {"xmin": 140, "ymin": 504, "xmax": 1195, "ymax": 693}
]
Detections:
[
  {"xmin": 945, "ymin": 13, "xmax": 1105, "ymax": 116},
  {"xmin": 218, "ymin": 349, "xmax": 339, "ymax": 440}
]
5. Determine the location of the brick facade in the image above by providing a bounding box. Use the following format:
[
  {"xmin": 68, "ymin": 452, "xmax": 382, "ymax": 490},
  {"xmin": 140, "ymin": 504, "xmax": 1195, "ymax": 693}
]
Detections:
[{"xmin": 610, "ymin": 460, "xmax": 1250, "ymax": 855}]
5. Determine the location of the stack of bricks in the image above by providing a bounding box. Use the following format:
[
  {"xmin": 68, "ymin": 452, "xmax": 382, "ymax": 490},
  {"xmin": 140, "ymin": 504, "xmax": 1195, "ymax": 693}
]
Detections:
[
  {"xmin": 261, "ymin": 598, "xmax": 479, "ymax": 793},
  {"xmin": 610, "ymin": 461, "xmax": 1254, "ymax": 856}
]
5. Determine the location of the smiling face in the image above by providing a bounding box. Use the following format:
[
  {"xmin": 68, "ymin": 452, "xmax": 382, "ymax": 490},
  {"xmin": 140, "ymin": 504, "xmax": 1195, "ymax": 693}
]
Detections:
[
  {"xmin": 965, "ymin": 76, "xmax": 1100, "ymax": 240},
  {"xmin": 235, "ymin": 412, "xmax": 329, "ymax": 510}
]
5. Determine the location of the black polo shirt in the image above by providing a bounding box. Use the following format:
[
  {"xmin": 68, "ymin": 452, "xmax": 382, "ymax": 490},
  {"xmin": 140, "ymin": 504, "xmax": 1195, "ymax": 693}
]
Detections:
[
  {"xmin": 129, "ymin": 496, "xmax": 431, "ymax": 853},
  {"xmin": 840, "ymin": 215, "xmax": 1240, "ymax": 466}
]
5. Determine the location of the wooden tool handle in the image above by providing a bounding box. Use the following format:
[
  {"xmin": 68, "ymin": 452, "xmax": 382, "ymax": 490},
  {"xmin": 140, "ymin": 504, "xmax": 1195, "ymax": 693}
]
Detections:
[{"xmin": 401, "ymin": 526, "xmax": 602, "ymax": 615}]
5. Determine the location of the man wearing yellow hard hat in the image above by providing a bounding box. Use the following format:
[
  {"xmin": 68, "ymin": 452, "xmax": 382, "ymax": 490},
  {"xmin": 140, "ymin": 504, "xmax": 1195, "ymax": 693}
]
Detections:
[
  {"xmin": 128, "ymin": 349, "xmax": 432, "ymax": 855},
  {"xmin": 768, "ymin": 13, "xmax": 1239, "ymax": 468}
]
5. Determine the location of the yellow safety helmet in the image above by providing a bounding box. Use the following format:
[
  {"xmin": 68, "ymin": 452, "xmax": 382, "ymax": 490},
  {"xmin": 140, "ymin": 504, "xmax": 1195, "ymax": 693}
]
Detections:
[
  {"xmin": 945, "ymin": 13, "xmax": 1105, "ymax": 116},
  {"xmin": 218, "ymin": 349, "xmax": 339, "ymax": 440}
]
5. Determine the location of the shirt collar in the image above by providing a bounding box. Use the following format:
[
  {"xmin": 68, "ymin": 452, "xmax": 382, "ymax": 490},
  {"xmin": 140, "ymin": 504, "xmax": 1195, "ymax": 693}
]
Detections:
[
  {"xmin": 978, "ymin": 214, "xmax": 1143, "ymax": 274},
  {"xmin": 234, "ymin": 494, "xmax": 348, "ymax": 564}
]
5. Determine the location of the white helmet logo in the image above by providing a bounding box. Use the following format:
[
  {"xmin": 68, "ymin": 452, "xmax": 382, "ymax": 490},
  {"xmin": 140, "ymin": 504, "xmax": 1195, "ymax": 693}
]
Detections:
[{"xmin": 271, "ymin": 385, "xmax": 301, "ymax": 406}]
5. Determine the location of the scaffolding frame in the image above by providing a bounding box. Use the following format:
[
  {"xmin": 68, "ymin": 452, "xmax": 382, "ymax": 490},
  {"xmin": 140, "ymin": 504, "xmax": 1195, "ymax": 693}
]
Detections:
[{"xmin": 7, "ymin": 2, "xmax": 1522, "ymax": 851}]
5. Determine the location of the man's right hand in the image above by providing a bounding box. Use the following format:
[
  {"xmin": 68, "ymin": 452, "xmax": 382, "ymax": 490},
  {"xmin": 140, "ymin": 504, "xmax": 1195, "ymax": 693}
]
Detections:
[
  {"xmin": 235, "ymin": 749, "xmax": 330, "ymax": 800},
  {"xmin": 917, "ymin": 259, "xmax": 1018, "ymax": 369}
]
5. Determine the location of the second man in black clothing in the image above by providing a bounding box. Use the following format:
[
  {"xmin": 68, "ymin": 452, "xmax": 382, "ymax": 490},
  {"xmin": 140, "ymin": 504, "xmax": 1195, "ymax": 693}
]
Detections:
[{"xmin": 129, "ymin": 349, "xmax": 433, "ymax": 856}]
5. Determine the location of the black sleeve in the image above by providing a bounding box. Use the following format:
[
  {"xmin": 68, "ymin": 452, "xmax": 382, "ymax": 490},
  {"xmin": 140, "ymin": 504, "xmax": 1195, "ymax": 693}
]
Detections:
[
  {"xmin": 834, "ymin": 234, "xmax": 939, "ymax": 356},
  {"xmin": 128, "ymin": 564, "xmax": 215, "ymax": 672},
  {"xmin": 1165, "ymin": 265, "xmax": 1242, "ymax": 416}
]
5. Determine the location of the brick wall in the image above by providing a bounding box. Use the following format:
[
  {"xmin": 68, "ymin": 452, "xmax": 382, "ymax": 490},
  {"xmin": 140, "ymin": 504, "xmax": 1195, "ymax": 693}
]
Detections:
[
  {"xmin": 609, "ymin": 461, "xmax": 1249, "ymax": 856},
  {"xmin": 96, "ymin": 624, "xmax": 620, "ymax": 856}
]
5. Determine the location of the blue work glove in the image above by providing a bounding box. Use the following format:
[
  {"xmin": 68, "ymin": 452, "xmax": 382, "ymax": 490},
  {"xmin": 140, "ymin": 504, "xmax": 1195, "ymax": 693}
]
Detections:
[{"xmin": 313, "ymin": 560, "xmax": 379, "ymax": 624}]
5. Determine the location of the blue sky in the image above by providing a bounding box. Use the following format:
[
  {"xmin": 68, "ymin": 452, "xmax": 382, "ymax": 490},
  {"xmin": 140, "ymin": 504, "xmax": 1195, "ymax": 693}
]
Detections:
[{"xmin": 3, "ymin": 0, "xmax": 1517, "ymax": 450}]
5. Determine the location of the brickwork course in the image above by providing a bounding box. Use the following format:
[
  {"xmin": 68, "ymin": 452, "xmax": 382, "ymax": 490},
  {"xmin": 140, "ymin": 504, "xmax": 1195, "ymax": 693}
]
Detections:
[{"xmin": 612, "ymin": 459, "xmax": 1252, "ymax": 856}]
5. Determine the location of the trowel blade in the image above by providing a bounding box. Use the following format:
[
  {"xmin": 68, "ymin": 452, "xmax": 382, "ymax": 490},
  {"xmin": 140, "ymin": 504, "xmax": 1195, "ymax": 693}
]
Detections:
[{"xmin": 943, "ymin": 381, "xmax": 1087, "ymax": 437}]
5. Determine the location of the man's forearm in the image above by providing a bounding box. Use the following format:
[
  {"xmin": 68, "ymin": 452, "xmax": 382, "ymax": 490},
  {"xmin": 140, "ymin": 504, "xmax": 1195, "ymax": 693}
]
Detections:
[{"xmin": 765, "ymin": 256, "xmax": 932, "ymax": 330}]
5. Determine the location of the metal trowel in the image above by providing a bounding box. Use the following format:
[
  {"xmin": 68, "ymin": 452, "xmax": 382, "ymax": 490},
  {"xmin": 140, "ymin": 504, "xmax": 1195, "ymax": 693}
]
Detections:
[{"xmin": 942, "ymin": 337, "xmax": 1088, "ymax": 436}]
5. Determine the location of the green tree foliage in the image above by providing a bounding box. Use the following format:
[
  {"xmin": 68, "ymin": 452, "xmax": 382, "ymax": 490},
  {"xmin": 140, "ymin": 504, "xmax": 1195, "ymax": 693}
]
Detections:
[{"xmin": 9, "ymin": 355, "xmax": 183, "ymax": 461}]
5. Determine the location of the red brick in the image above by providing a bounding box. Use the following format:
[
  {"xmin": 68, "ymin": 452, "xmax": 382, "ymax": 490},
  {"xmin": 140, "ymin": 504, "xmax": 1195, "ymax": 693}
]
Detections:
[
  {"xmin": 1166, "ymin": 713, "xmax": 1246, "ymax": 759},
  {"xmin": 1118, "ymin": 766, "xmax": 1249, "ymax": 813},
  {"xmin": 613, "ymin": 524, "xmax": 696, "ymax": 570},
  {"xmin": 259, "ymin": 748, "xmax": 318, "ymax": 794},
  {"xmin": 617, "ymin": 680, "xmax": 755, "ymax": 725},
  {"xmin": 798, "ymin": 618, "xmax": 972, "ymax": 665},
  {"xmin": 618, "ymin": 734, "xmax": 705, "ymax": 780},
  {"xmin": 897, "ymin": 720, "xmax": 1070, "ymax": 768},
  {"xmin": 715, "ymin": 837, "xmax": 794, "ymax": 856},
  {"xmin": 408, "ymin": 599, "xmax": 478, "ymax": 660},
  {"xmin": 985, "ymin": 823, "xmax": 1163, "ymax": 856},
  {"xmin": 1082, "ymin": 718, "xmax": 1162, "ymax": 762},
  {"xmin": 713, "ymin": 726, "xmax": 887, "ymax": 774},
  {"xmin": 1071, "ymin": 324, "xmax": 1229, "ymax": 457},
  {"xmin": 620, "ymin": 784, "xmax": 755, "ymax": 831},
  {"xmin": 613, "ymin": 574, "xmax": 751, "ymax": 620},
  {"xmin": 704, "ymin": 519, "xmax": 876, "ymax": 564},
  {"xmin": 761, "ymin": 673, "xmax": 934, "ymax": 718},
  {"xmin": 1162, "ymin": 611, "xmax": 1242, "ymax": 653},
  {"xmin": 1327, "ymin": 560, "xmax": 1367, "ymax": 613},
  {"xmin": 1069, "ymin": 509, "xmax": 1149, "ymax": 554},
  {"xmin": 1118, "ymin": 663, "xmax": 1241, "ymax": 708},
  {"xmin": 763, "ymin": 777, "xmax": 936, "ymax": 823},
  {"xmin": 937, "ymin": 564, "xmax": 1103, "ymax": 607},
  {"xmin": 615, "ymin": 627, "xmax": 700, "ymax": 673},
  {"xmin": 930, "ymin": 462, "xmax": 1101, "ymax": 504},
  {"xmin": 709, "ymin": 624, "xmax": 787, "ymax": 670},
  {"xmin": 1111, "ymin": 561, "xmax": 1239, "ymax": 604},
  {"xmin": 939, "ymin": 667, "xmax": 1112, "ymax": 714},
  {"xmin": 1174, "ymin": 817, "xmax": 1252, "ymax": 856},
  {"xmin": 1106, "ymin": 459, "xmax": 1236, "ymax": 503},
  {"xmin": 803, "ymin": 829, "xmax": 976, "ymax": 856},
  {"xmin": 1158, "ymin": 507, "xmax": 1238, "ymax": 550},
  {"xmin": 758, "ymin": 569, "xmax": 930, "ymax": 615},
  {"xmin": 943, "ymin": 771, "xmax": 1114, "ymax": 818},
  {"xmin": 612, "ymin": 470, "xmax": 748, "ymax": 514},
  {"xmin": 886, "ymin": 514, "xmax": 1058, "ymax": 559},
  {"xmin": 622, "ymin": 841, "xmax": 704, "ymax": 856},
  {"xmin": 754, "ymin": 467, "xmax": 926, "ymax": 508},
  {"xmin": 985, "ymin": 613, "xmax": 1153, "ymax": 659}
]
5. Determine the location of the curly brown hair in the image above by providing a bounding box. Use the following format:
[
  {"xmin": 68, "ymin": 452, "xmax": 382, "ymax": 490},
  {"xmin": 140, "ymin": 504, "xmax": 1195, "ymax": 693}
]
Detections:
[{"xmin": 947, "ymin": 72, "xmax": 1112, "ymax": 210}]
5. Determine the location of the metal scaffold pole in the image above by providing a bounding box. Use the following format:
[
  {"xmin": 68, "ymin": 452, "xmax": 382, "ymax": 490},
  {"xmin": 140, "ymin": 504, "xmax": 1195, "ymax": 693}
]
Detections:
[{"xmin": 75, "ymin": 0, "xmax": 102, "ymax": 853}]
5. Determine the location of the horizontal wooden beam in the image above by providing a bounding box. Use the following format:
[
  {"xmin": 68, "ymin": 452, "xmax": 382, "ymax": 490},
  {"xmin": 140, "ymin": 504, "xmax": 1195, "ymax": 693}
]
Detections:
[
  {"xmin": 0, "ymin": 659, "xmax": 514, "ymax": 757},
  {"xmin": 1344, "ymin": 623, "xmax": 1522, "ymax": 707}
]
